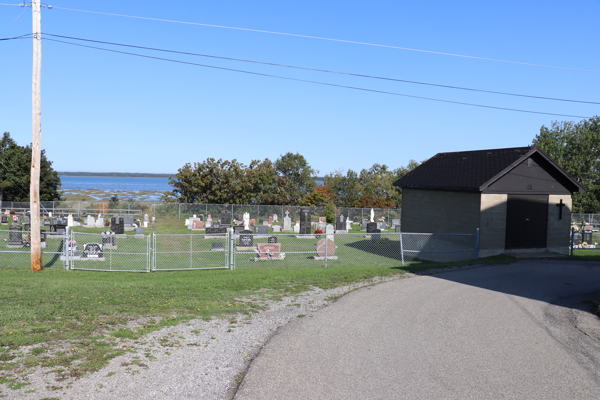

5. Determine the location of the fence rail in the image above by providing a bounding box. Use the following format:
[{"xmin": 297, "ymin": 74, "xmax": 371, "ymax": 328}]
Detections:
[{"xmin": 0, "ymin": 228, "xmax": 479, "ymax": 271}]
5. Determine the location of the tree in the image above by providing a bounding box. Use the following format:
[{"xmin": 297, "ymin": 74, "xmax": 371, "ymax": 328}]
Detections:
[
  {"xmin": 533, "ymin": 117, "xmax": 600, "ymax": 213},
  {"xmin": 275, "ymin": 152, "xmax": 318, "ymax": 202},
  {"xmin": 299, "ymin": 185, "xmax": 337, "ymax": 206},
  {"xmin": 325, "ymin": 169, "xmax": 362, "ymax": 207},
  {"xmin": 0, "ymin": 132, "xmax": 61, "ymax": 202}
]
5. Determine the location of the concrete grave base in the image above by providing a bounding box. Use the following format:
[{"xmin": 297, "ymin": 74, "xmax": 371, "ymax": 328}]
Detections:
[
  {"xmin": 211, "ymin": 248, "xmax": 225, "ymax": 252},
  {"xmin": 204, "ymin": 235, "xmax": 227, "ymax": 239},
  {"xmin": 294, "ymin": 235, "xmax": 316, "ymax": 239},
  {"xmin": 251, "ymin": 256, "xmax": 285, "ymax": 261},
  {"xmin": 310, "ymin": 256, "xmax": 338, "ymax": 260},
  {"xmin": 6, "ymin": 244, "xmax": 23, "ymax": 249},
  {"xmin": 236, "ymin": 247, "xmax": 256, "ymax": 251}
]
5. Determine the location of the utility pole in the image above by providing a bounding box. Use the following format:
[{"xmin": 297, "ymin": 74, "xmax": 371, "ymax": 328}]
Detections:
[{"xmin": 30, "ymin": 0, "xmax": 42, "ymax": 271}]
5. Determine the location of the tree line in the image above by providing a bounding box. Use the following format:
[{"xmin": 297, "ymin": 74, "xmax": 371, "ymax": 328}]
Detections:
[{"xmin": 2, "ymin": 116, "xmax": 599, "ymax": 213}]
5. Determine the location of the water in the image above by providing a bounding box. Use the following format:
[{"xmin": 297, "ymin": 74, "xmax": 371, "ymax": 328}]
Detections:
[{"xmin": 60, "ymin": 176, "xmax": 172, "ymax": 201}]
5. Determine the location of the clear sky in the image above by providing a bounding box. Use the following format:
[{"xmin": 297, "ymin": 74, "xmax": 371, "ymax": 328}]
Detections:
[{"xmin": 1, "ymin": 0, "xmax": 598, "ymax": 175}]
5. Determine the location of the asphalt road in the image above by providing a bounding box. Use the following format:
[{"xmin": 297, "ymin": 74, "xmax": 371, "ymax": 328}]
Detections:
[{"xmin": 234, "ymin": 260, "xmax": 600, "ymax": 400}]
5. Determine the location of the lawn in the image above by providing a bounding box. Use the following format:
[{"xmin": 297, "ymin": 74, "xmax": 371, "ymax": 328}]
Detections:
[{"xmin": 0, "ymin": 254, "xmax": 516, "ymax": 391}]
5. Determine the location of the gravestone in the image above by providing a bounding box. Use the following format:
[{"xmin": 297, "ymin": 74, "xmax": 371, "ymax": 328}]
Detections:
[
  {"xmin": 83, "ymin": 243, "xmax": 103, "ymax": 258},
  {"xmin": 257, "ymin": 243, "xmax": 282, "ymax": 259},
  {"xmin": 326, "ymin": 224, "xmax": 335, "ymax": 240},
  {"xmin": 336, "ymin": 214, "xmax": 346, "ymax": 232},
  {"xmin": 67, "ymin": 214, "xmax": 74, "ymax": 227},
  {"xmin": 371, "ymin": 228, "xmax": 381, "ymax": 241},
  {"xmin": 346, "ymin": 218, "xmax": 352, "ymax": 231},
  {"xmin": 318, "ymin": 222, "xmax": 326, "ymax": 232},
  {"xmin": 192, "ymin": 220, "xmax": 205, "ymax": 230},
  {"xmin": 43, "ymin": 218, "xmax": 51, "ymax": 226},
  {"xmin": 205, "ymin": 220, "xmax": 212, "ymax": 228},
  {"xmin": 0, "ymin": 214, "xmax": 7, "ymax": 224},
  {"xmin": 262, "ymin": 221, "xmax": 269, "ymax": 226},
  {"xmin": 24, "ymin": 214, "xmax": 30, "ymax": 224},
  {"xmin": 392, "ymin": 219, "xmax": 400, "ymax": 228},
  {"xmin": 316, "ymin": 238, "xmax": 336, "ymax": 258},
  {"xmin": 376, "ymin": 221, "xmax": 387, "ymax": 230},
  {"xmin": 211, "ymin": 242, "xmax": 224, "ymax": 251},
  {"xmin": 300, "ymin": 209, "xmax": 312, "ymax": 234},
  {"xmin": 272, "ymin": 225, "xmax": 282, "ymax": 233},
  {"xmin": 8, "ymin": 226, "xmax": 22, "ymax": 247},
  {"xmin": 86, "ymin": 215, "xmax": 95, "ymax": 227},
  {"xmin": 395, "ymin": 225, "xmax": 402, "ymax": 233},
  {"xmin": 234, "ymin": 226, "xmax": 244, "ymax": 234},
  {"xmin": 205, "ymin": 227, "xmax": 227, "ymax": 235},
  {"xmin": 268, "ymin": 216, "xmax": 273, "ymax": 226},
  {"xmin": 13, "ymin": 215, "xmax": 21, "ymax": 226},
  {"xmin": 111, "ymin": 217, "xmax": 125, "ymax": 234},
  {"xmin": 122, "ymin": 215, "xmax": 134, "ymax": 226},
  {"xmin": 283, "ymin": 211, "xmax": 292, "ymax": 231},
  {"xmin": 255, "ymin": 225, "xmax": 268, "ymax": 235},
  {"xmin": 272, "ymin": 214, "xmax": 278, "ymax": 222},
  {"xmin": 135, "ymin": 227, "xmax": 144, "ymax": 235},
  {"xmin": 366, "ymin": 222, "xmax": 377, "ymax": 233},
  {"xmin": 268, "ymin": 236, "xmax": 278, "ymax": 244},
  {"xmin": 101, "ymin": 231, "xmax": 117, "ymax": 247},
  {"xmin": 293, "ymin": 222, "xmax": 300, "ymax": 234},
  {"xmin": 144, "ymin": 214, "xmax": 149, "ymax": 223},
  {"xmin": 573, "ymin": 232, "xmax": 582, "ymax": 246},
  {"xmin": 220, "ymin": 210, "xmax": 232, "ymax": 226},
  {"xmin": 144, "ymin": 221, "xmax": 148, "ymax": 228},
  {"xmin": 249, "ymin": 219, "xmax": 256, "ymax": 227},
  {"xmin": 198, "ymin": 214, "xmax": 204, "ymax": 221},
  {"xmin": 319, "ymin": 217, "xmax": 327, "ymax": 223},
  {"xmin": 96, "ymin": 216, "xmax": 105, "ymax": 228},
  {"xmin": 239, "ymin": 230, "xmax": 253, "ymax": 248}
]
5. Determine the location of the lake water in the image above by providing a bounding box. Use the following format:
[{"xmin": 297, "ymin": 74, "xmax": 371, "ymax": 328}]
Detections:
[{"xmin": 60, "ymin": 176, "xmax": 172, "ymax": 201}]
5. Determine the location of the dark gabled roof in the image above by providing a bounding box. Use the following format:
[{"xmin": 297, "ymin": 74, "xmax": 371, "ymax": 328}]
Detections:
[{"xmin": 393, "ymin": 146, "xmax": 585, "ymax": 192}]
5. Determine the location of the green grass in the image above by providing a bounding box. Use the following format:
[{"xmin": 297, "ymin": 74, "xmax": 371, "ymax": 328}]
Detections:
[{"xmin": 0, "ymin": 254, "xmax": 514, "ymax": 386}]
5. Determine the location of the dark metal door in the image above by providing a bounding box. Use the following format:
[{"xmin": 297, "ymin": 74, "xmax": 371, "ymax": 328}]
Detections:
[{"xmin": 505, "ymin": 195, "xmax": 548, "ymax": 249}]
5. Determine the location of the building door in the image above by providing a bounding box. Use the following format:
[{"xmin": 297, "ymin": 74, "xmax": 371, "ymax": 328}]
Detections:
[{"xmin": 505, "ymin": 194, "xmax": 548, "ymax": 249}]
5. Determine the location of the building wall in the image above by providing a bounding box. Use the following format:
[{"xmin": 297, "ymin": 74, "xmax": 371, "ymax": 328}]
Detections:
[
  {"xmin": 478, "ymin": 194, "xmax": 507, "ymax": 257},
  {"xmin": 401, "ymin": 188, "xmax": 481, "ymax": 234},
  {"xmin": 546, "ymin": 195, "xmax": 572, "ymax": 254}
]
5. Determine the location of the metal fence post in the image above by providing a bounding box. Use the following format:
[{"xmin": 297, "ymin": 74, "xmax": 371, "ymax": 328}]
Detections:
[
  {"xmin": 64, "ymin": 227, "xmax": 69, "ymax": 270},
  {"xmin": 475, "ymin": 228, "xmax": 480, "ymax": 259},
  {"xmin": 324, "ymin": 237, "xmax": 328, "ymax": 268},
  {"xmin": 399, "ymin": 230, "xmax": 404, "ymax": 265},
  {"xmin": 570, "ymin": 227, "xmax": 575, "ymax": 256}
]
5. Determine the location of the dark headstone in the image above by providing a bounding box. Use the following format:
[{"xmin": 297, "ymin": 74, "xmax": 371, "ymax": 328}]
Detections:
[
  {"xmin": 300, "ymin": 208, "xmax": 312, "ymax": 235},
  {"xmin": 135, "ymin": 227, "xmax": 144, "ymax": 235},
  {"xmin": 573, "ymin": 232, "xmax": 582, "ymax": 245},
  {"xmin": 23, "ymin": 215, "xmax": 30, "ymax": 224},
  {"xmin": 255, "ymin": 225, "xmax": 268, "ymax": 235},
  {"xmin": 234, "ymin": 226, "xmax": 244, "ymax": 234},
  {"xmin": 395, "ymin": 225, "xmax": 402, "ymax": 233},
  {"xmin": 101, "ymin": 231, "xmax": 116, "ymax": 247},
  {"xmin": 268, "ymin": 236, "xmax": 277, "ymax": 244},
  {"xmin": 8, "ymin": 226, "xmax": 22, "ymax": 246},
  {"xmin": 211, "ymin": 242, "xmax": 224, "ymax": 251},
  {"xmin": 206, "ymin": 227, "xmax": 227, "ymax": 235},
  {"xmin": 239, "ymin": 231, "xmax": 253, "ymax": 247},
  {"xmin": 220, "ymin": 210, "xmax": 232, "ymax": 226},
  {"xmin": 83, "ymin": 243, "xmax": 103, "ymax": 258},
  {"xmin": 336, "ymin": 222, "xmax": 345, "ymax": 231},
  {"xmin": 582, "ymin": 231, "xmax": 593, "ymax": 244},
  {"xmin": 371, "ymin": 228, "xmax": 381, "ymax": 241},
  {"xmin": 40, "ymin": 230, "xmax": 46, "ymax": 242},
  {"xmin": 111, "ymin": 217, "xmax": 124, "ymax": 234},
  {"xmin": 0, "ymin": 214, "xmax": 8, "ymax": 224},
  {"xmin": 43, "ymin": 218, "xmax": 50, "ymax": 226},
  {"xmin": 366, "ymin": 222, "xmax": 377, "ymax": 233}
]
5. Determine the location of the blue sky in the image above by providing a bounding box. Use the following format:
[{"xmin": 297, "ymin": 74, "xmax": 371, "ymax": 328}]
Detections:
[{"xmin": 1, "ymin": 0, "xmax": 598, "ymax": 175}]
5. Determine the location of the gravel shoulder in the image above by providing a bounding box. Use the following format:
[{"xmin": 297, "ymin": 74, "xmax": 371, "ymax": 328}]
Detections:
[{"xmin": 3, "ymin": 274, "xmax": 411, "ymax": 400}]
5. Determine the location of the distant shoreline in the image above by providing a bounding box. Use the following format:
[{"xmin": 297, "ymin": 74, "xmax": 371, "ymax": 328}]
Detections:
[{"xmin": 59, "ymin": 172, "xmax": 174, "ymax": 178}]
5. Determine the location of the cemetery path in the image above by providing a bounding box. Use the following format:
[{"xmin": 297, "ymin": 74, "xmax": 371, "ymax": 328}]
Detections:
[{"xmin": 234, "ymin": 260, "xmax": 600, "ymax": 400}]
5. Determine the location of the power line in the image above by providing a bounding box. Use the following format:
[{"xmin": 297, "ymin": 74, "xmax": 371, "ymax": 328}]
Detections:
[
  {"xmin": 0, "ymin": 7, "xmax": 29, "ymax": 35},
  {"xmin": 43, "ymin": 37, "xmax": 593, "ymax": 119},
  {"xmin": 0, "ymin": 33, "xmax": 31, "ymax": 40},
  {"xmin": 43, "ymin": 33, "xmax": 600, "ymax": 105},
  {"xmin": 48, "ymin": 6, "xmax": 600, "ymax": 73}
]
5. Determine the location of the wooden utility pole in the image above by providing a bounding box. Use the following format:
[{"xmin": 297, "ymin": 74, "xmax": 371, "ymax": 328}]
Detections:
[{"xmin": 31, "ymin": 0, "xmax": 42, "ymax": 271}]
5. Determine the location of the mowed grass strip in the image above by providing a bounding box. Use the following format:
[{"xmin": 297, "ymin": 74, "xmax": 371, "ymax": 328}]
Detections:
[{"xmin": 0, "ymin": 255, "xmax": 515, "ymax": 386}]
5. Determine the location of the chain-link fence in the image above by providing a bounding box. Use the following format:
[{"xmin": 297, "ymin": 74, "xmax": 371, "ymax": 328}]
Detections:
[
  {"xmin": 0, "ymin": 229, "xmax": 67, "ymax": 269},
  {"xmin": 571, "ymin": 213, "xmax": 600, "ymax": 225},
  {"xmin": 1, "ymin": 229, "xmax": 479, "ymax": 272},
  {"xmin": 232, "ymin": 231, "xmax": 479, "ymax": 270},
  {"xmin": 0, "ymin": 201, "xmax": 143, "ymax": 217},
  {"xmin": 152, "ymin": 233, "xmax": 229, "ymax": 271},
  {"xmin": 68, "ymin": 231, "xmax": 150, "ymax": 272}
]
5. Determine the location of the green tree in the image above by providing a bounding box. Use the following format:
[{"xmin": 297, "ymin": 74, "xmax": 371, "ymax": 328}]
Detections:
[
  {"xmin": 533, "ymin": 117, "xmax": 600, "ymax": 213},
  {"xmin": 325, "ymin": 169, "xmax": 362, "ymax": 207},
  {"xmin": 275, "ymin": 152, "xmax": 318, "ymax": 202},
  {"xmin": 0, "ymin": 132, "xmax": 61, "ymax": 202},
  {"xmin": 108, "ymin": 195, "xmax": 119, "ymax": 210}
]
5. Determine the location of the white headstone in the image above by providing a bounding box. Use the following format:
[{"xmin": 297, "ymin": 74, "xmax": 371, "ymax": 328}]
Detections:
[
  {"xmin": 193, "ymin": 214, "xmax": 197, "ymax": 218},
  {"xmin": 370, "ymin": 209, "xmax": 375, "ymax": 223},
  {"xmin": 96, "ymin": 216, "xmax": 104, "ymax": 228},
  {"xmin": 144, "ymin": 214, "xmax": 149, "ymax": 222},
  {"xmin": 67, "ymin": 214, "xmax": 74, "ymax": 227},
  {"xmin": 272, "ymin": 225, "xmax": 281, "ymax": 233},
  {"xmin": 294, "ymin": 222, "xmax": 300, "ymax": 234},
  {"xmin": 326, "ymin": 224, "xmax": 335, "ymax": 241},
  {"xmin": 48, "ymin": 212, "xmax": 52, "ymax": 217},
  {"xmin": 243, "ymin": 212, "xmax": 250, "ymax": 230},
  {"xmin": 86, "ymin": 215, "xmax": 95, "ymax": 227},
  {"xmin": 283, "ymin": 211, "xmax": 292, "ymax": 231},
  {"xmin": 272, "ymin": 214, "xmax": 278, "ymax": 222},
  {"xmin": 144, "ymin": 221, "xmax": 148, "ymax": 228},
  {"xmin": 346, "ymin": 218, "xmax": 352, "ymax": 231},
  {"xmin": 185, "ymin": 218, "xmax": 189, "ymax": 226}
]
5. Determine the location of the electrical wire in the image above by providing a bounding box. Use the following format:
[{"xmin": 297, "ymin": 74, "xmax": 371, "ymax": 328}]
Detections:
[
  {"xmin": 48, "ymin": 6, "xmax": 600, "ymax": 73},
  {"xmin": 42, "ymin": 33, "xmax": 600, "ymax": 105},
  {"xmin": 43, "ymin": 37, "xmax": 593, "ymax": 119},
  {"xmin": 0, "ymin": 33, "xmax": 31, "ymax": 40},
  {"xmin": 0, "ymin": 7, "xmax": 29, "ymax": 35}
]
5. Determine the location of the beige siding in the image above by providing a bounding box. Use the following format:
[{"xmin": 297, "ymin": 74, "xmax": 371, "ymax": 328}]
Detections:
[
  {"xmin": 479, "ymin": 194, "xmax": 507, "ymax": 257},
  {"xmin": 401, "ymin": 188, "xmax": 480, "ymax": 234},
  {"xmin": 547, "ymin": 195, "xmax": 572, "ymax": 254}
]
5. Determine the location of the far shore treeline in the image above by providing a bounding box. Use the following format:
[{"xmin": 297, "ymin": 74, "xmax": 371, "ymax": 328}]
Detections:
[{"xmin": 2, "ymin": 116, "xmax": 599, "ymax": 213}]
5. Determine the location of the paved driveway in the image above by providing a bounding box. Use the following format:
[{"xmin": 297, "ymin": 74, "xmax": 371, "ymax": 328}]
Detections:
[{"xmin": 235, "ymin": 260, "xmax": 600, "ymax": 400}]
